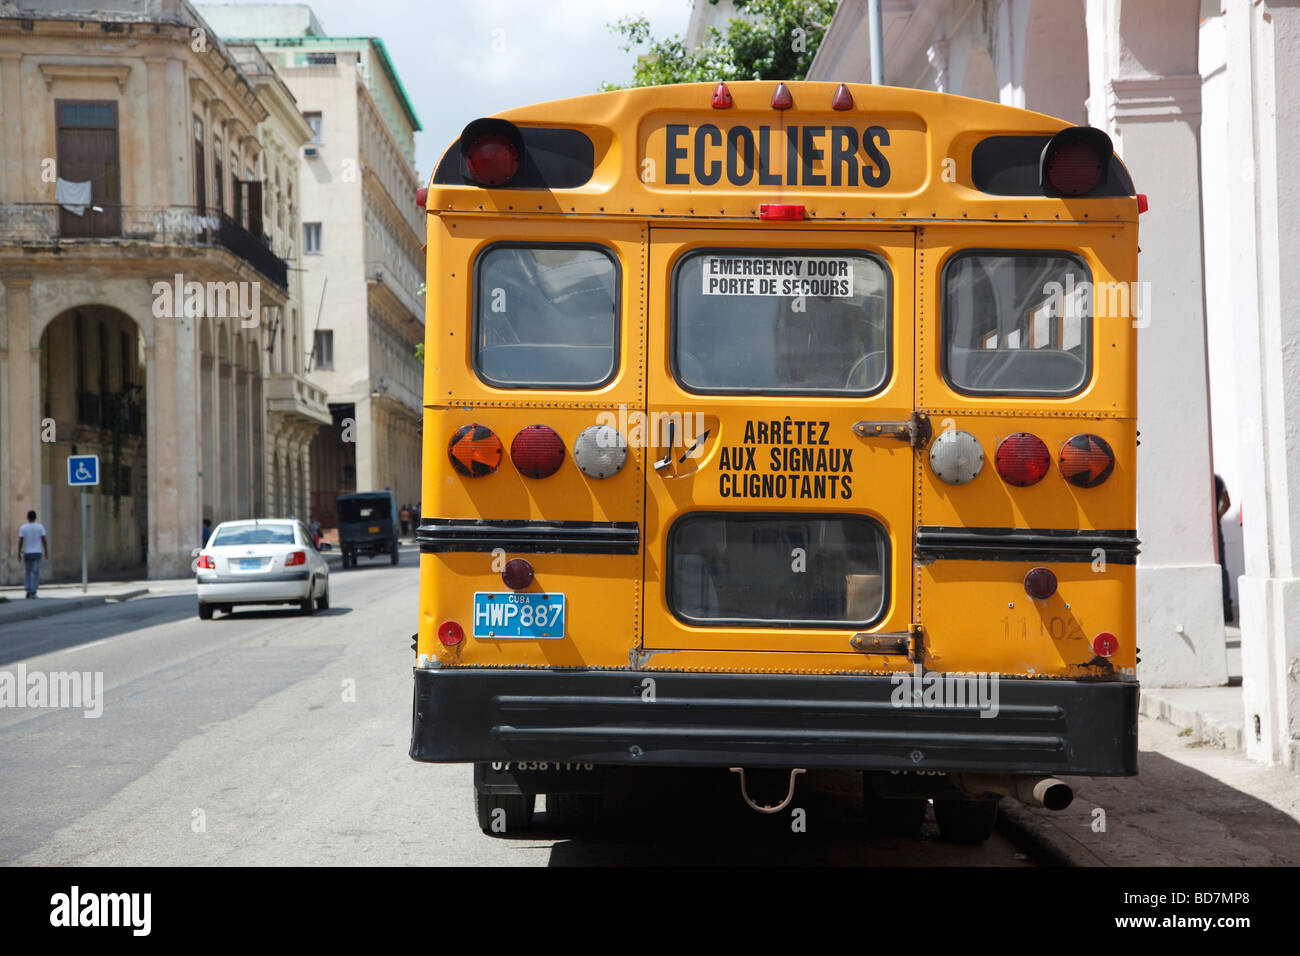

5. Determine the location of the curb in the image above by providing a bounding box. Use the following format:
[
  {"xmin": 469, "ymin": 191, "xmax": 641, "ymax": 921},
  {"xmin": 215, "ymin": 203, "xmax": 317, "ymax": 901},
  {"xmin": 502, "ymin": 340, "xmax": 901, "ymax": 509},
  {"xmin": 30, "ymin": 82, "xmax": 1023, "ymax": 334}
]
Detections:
[
  {"xmin": 1138, "ymin": 689, "xmax": 1245, "ymax": 753},
  {"xmin": 0, "ymin": 588, "xmax": 151, "ymax": 625},
  {"xmin": 995, "ymin": 800, "xmax": 1105, "ymax": 867}
]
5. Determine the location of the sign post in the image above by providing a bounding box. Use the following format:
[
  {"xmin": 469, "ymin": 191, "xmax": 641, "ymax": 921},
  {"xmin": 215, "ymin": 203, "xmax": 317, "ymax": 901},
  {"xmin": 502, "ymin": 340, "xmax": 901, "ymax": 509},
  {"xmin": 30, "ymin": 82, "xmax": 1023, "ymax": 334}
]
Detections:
[{"xmin": 67, "ymin": 455, "xmax": 99, "ymax": 593}]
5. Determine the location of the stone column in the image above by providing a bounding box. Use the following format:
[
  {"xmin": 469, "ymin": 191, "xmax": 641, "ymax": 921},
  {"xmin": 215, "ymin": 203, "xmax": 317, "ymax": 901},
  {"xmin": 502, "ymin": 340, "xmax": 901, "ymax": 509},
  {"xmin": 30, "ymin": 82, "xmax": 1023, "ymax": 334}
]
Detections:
[
  {"xmin": 1225, "ymin": 0, "xmax": 1300, "ymax": 769},
  {"xmin": 0, "ymin": 54, "xmax": 24, "ymax": 203},
  {"xmin": 2, "ymin": 277, "xmax": 37, "ymax": 586},
  {"xmin": 1086, "ymin": 0, "xmax": 1227, "ymax": 687}
]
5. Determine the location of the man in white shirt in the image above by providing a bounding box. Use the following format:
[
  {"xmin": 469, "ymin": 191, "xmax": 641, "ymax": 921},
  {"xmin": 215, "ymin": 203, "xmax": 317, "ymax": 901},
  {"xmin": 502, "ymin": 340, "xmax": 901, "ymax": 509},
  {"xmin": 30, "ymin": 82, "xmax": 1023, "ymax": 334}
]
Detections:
[{"xmin": 17, "ymin": 509, "xmax": 49, "ymax": 599}]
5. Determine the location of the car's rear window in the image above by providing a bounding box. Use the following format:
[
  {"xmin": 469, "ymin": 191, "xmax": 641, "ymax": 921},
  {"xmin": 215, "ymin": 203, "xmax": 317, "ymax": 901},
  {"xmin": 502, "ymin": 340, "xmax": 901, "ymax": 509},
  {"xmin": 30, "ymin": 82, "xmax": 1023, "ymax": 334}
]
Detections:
[
  {"xmin": 942, "ymin": 252, "xmax": 1092, "ymax": 395},
  {"xmin": 338, "ymin": 498, "xmax": 391, "ymax": 523},
  {"xmin": 211, "ymin": 524, "xmax": 295, "ymax": 546},
  {"xmin": 668, "ymin": 513, "xmax": 889, "ymax": 628},
  {"xmin": 473, "ymin": 243, "xmax": 620, "ymax": 389},
  {"xmin": 673, "ymin": 249, "xmax": 891, "ymax": 394}
]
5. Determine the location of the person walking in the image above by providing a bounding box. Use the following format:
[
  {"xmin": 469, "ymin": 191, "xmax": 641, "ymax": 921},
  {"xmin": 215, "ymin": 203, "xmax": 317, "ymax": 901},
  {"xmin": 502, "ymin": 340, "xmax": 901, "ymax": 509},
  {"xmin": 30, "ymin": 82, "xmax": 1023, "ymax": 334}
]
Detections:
[
  {"xmin": 1215, "ymin": 474, "xmax": 1234, "ymax": 622},
  {"xmin": 201, "ymin": 517, "xmax": 213, "ymax": 546},
  {"xmin": 17, "ymin": 509, "xmax": 49, "ymax": 599},
  {"xmin": 399, "ymin": 504, "xmax": 411, "ymax": 538}
]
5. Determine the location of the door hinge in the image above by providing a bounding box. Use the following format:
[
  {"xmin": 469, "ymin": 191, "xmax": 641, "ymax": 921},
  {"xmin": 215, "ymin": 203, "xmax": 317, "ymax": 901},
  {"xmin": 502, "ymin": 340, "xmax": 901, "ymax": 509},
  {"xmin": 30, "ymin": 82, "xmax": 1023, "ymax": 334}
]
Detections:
[{"xmin": 852, "ymin": 411, "xmax": 931, "ymax": 450}]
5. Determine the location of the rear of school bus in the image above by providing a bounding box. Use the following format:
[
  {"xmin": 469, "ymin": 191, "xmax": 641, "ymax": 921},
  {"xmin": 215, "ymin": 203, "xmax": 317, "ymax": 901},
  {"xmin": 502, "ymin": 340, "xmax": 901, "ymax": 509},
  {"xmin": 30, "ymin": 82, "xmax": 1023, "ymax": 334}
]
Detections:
[{"xmin": 411, "ymin": 82, "xmax": 1140, "ymax": 840}]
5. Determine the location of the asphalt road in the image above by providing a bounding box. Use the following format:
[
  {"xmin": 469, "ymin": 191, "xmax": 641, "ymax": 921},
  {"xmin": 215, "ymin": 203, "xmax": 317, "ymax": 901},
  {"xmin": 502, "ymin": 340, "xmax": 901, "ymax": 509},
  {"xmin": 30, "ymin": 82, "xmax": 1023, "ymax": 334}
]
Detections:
[{"xmin": 0, "ymin": 550, "xmax": 1035, "ymax": 866}]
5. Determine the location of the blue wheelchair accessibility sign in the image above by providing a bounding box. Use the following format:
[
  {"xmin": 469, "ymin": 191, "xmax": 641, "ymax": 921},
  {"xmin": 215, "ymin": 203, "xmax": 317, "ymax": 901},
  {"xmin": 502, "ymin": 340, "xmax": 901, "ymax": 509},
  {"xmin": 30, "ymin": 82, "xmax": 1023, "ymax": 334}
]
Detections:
[{"xmin": 68, "ymin": 454, "xmax": 100, "ymax": 487}]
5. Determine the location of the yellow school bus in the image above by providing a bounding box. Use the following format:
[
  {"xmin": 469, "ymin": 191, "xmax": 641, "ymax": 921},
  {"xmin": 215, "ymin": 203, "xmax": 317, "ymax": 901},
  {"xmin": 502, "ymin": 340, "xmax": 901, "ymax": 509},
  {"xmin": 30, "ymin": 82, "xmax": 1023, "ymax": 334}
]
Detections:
[{"xmin": 411, "ymin": 81, "xmax": 1140, "ymax": 842}]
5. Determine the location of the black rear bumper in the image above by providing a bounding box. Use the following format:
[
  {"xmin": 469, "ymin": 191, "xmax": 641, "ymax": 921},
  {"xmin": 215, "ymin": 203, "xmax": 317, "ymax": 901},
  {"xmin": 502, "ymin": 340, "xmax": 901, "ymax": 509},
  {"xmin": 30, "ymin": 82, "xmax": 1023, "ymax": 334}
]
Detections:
[{"xmin": 410, "ymin": 666, "xmax": 1138, "ymax": 776}]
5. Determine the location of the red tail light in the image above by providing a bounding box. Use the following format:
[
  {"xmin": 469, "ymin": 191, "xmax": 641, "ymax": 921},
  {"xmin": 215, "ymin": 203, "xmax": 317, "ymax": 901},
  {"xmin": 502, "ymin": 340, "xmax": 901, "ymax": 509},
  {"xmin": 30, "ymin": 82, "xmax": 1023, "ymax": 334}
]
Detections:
[
  {"xmin": 771, "ymin": 82, "xmax": 793, "ymax": 110},
  {"xmin": 711, "ymin": 82, "xmax": 733, "ymax": 109},
  {"xmin": 502, "ymin": 558, "xmax": 534, "ymax": 591},
  {"xmin": 285, "ymin": 550, "xmax": 306, "ymax": 567},
  {"xmin": 1024, "ymin": 567, "xmax": 1058, "ymax": 600},
  {"xmin": 511, "ymin": 425, "xmax": 566, "ymax": 478},
  {"xmin": 438, "ymin": 621, "xmax": 464, "ymax": 646},
  {"xmin": 1093, "ymin": 632, "xmax": 1118, "ymax": 658},
  {"xmin": 448, "ymin": 424, "xmax": 504, "ymax": 477},
  {"xmin": 994, "ymin": 433, "xmax": 1051, "ymax": 486},
  {"xmin": 197, "ymin": 555, "xmax": 215, "ymax": 570},
  {"xmin": 1059, "ymin": 434, "xmax": 1115, "ymax": 488},
  {"xmin": 416, "ymin": 186, "xmax": 427, "ymax": 207},
  {"xmin": 831, "ymin": 83, "xmax": 854, "ymax": 110}
]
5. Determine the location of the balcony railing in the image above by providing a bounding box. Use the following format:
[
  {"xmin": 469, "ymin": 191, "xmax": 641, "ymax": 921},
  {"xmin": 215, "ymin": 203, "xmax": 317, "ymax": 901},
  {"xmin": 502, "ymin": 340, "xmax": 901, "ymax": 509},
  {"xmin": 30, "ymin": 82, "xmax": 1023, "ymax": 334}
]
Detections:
[{"xmin": 0, "ymin": 203, "xmax": 288, "ymax": 291}]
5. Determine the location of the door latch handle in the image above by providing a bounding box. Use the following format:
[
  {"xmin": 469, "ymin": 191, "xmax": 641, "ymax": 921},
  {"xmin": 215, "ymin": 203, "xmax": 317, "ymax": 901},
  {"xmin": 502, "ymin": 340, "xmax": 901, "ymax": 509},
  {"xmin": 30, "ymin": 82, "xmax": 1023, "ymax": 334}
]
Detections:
[
  {"xmin": 852, "ymin": 411, "xmax": 932, "ymax": 450},
  {"xmin": 653, "ymin": 419, "xmax": 677, "ymax": 472}
]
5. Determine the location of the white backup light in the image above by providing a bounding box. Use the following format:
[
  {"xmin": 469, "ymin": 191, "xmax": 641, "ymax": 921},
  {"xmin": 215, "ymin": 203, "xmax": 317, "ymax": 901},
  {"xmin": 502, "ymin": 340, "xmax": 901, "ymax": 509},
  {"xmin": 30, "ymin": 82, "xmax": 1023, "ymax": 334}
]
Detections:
[
  {"xmin": 573, "ymin": 425, "xmax": 629, "ymax": 479},
  {"xmin": 928, "ymin": 429, "xmax": 985, "ymax": 485}
]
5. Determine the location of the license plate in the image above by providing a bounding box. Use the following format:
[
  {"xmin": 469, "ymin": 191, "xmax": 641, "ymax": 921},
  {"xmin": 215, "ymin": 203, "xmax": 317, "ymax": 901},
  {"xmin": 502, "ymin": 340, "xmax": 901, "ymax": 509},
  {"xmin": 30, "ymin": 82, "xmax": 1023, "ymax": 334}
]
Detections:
[
  {"xmin": 473, "ymin": 592, "xmax": 565, "ymax": 639},
  {"xmin": 236, "ymin": 558, "xmax": 261, "ymax": 571},
  {"xmin": 368, "ymin": 526, "xmax": 380, "ymax": 533}
]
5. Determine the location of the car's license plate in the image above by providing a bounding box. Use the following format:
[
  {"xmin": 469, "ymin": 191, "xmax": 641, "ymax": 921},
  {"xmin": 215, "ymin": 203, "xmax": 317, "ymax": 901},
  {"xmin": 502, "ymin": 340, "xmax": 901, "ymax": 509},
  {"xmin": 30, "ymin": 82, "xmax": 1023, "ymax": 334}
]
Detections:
[
  {"xmin": 236, "ymin": 558, "xmax": 261, "ymax": 571},
  {"xmin": 473, "ymin": 592, "xmax": 565, "ymax": 639},
  {"xmin": 368, "ymin": 525, "xmax": 380, "ymax": 533}
]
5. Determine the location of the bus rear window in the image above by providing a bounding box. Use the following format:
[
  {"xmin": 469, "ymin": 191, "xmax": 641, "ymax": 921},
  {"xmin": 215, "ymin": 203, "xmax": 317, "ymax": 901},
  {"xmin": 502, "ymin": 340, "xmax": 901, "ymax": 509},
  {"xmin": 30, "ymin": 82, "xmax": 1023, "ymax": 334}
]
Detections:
[
  {"xmin": 473, "ymin": 244, "xmax": 619, "ymax": 388},
  {"xmin": 668, "ymin": 513, "xmax": 888, "ymax": 628},
  {"xmin": 338, "ymin": 498, "xmax": 391, "ymax": 523},
  {"xmin": 673, "ymin": 250, "xmax": 890, "ymax": 394},
  {"xmin": 943, "ymin": 252, "xmax": 1092, "ymax": 395}
]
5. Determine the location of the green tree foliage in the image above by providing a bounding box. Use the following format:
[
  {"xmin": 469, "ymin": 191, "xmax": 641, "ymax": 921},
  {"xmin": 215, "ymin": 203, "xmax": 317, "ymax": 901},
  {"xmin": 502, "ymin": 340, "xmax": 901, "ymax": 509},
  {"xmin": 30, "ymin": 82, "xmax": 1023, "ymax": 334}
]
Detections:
[{"xmin": 602, "ymin": 0, "xmax": 838, "ymax": 90}]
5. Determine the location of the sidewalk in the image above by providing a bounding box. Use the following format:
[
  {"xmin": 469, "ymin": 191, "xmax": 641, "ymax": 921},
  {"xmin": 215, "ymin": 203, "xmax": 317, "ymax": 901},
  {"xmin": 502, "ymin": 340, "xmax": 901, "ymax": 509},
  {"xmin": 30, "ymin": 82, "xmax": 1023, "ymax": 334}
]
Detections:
[
  {"xmin": 998, "ymin": 623, "xmax": 1300, "ymax": 865},
  {"xmin": 0, "ymin": 576, "xmax": 195, "ymax": 626}
]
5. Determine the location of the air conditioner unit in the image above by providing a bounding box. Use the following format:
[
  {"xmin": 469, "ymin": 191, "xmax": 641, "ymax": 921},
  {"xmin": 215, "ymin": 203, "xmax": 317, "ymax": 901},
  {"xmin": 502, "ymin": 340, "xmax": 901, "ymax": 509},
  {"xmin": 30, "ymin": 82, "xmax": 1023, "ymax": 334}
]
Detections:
[{"xmin": 303, "ymin": 145, "xmax": 320, "ymax": 158}]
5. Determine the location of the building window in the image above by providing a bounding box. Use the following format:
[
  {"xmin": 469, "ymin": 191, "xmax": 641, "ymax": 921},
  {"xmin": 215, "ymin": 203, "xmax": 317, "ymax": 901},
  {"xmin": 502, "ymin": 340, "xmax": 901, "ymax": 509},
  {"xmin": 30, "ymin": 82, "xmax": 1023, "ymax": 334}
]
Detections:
[
  {"xmin": 193, "ymin": 116, "xmax": 205, "ymax": 209},
  {"xmin": 304, "ymin": 222, "xmax": 322, "ymax": 254},
  {"xmin": 304, "ymin": 53, "xmax": 336, "ymax": 66},
  {"xmin": 304, "ymin": 112, "xmax": 323, "ymax": 143},
  {"xmin": 213, "ymin": 137, "xmax": 223, "ymax": 212},
  {"xmin": 313, "ymin": 330, "xmax": 334, "ymax": 371}
]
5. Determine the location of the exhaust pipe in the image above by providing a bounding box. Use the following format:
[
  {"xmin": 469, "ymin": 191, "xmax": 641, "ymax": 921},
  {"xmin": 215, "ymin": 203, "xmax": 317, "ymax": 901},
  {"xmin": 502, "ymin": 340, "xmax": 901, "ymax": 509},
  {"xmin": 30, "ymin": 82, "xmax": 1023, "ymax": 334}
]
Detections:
[{"xmin": 950, "ymin": 774, "xmax": 1073, "ymax": 811}]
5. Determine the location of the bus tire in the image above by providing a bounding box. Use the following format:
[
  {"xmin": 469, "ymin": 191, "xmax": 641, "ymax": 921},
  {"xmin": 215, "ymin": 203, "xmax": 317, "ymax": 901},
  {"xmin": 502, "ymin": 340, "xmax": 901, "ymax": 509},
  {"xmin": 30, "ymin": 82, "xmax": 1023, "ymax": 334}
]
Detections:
[
  {"xmin": 934, "ymin": 797, "xmax": 999, "ymax": 844},
  {"xmin": 475, "ymin": 788, "xmax": 535, "ymax": 836},
  {"xmin": 863, "ymin": 792, "xmax": 927, "ymax": 838},
  {"xmin": 545, "ymin": 793, "xmax": 598, "ymax": 833}
]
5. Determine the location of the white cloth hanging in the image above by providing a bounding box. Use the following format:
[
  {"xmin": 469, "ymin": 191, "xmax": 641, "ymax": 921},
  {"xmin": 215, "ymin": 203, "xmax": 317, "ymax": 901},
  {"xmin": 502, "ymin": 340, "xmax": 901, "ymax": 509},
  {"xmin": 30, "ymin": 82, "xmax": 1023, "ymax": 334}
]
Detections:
[{"xmin": 56, "ymin": 178, "xmax": 92, "ymax": 216}]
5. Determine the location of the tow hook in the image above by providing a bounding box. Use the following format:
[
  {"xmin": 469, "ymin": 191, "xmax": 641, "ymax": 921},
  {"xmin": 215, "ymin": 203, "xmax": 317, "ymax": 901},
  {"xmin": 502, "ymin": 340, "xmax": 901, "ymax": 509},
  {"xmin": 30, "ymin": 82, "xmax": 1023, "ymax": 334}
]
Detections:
[{"xmin": 730, "ymin": 767, "xmax": 806, "ymax": 814}]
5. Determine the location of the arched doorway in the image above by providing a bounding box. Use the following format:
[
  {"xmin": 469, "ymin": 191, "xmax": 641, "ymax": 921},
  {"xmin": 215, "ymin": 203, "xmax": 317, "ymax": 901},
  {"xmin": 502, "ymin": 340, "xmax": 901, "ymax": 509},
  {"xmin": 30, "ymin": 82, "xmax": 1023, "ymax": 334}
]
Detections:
[{"xmin": 38, "ymin": 306, "xmax": 147, "ymax": 579}]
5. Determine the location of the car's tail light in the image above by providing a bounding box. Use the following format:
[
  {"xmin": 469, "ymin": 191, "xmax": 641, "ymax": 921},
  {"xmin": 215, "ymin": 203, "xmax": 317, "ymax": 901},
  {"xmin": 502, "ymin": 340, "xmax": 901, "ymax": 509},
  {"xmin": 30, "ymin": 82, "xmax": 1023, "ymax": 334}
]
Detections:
[
  {"xmin": 448, "ymin": 424, "xmax": 503, "ymax": 477},
  {"xmin": 1093, "ymin": 632, "xmax": 1118, "ymax": 658},
  {"xmin": 197, "ymin": 555, "xmax": 215, "ymax": 570},
  {"xmin": 438, "ymin": 621, "xmax": 464, "ymax": 646},
  {"xmin": 1024, "ymin": 567, "xmax": 1058, "ymax": 600},
  {"xmin": 502, "ymin": 558, "xmax": 534, "ymax": 591},
  {"xmin": 995, "ymin": 433, "xmax": 1051, "ymax": 486},
  {"xmin": 1059, "ymin": 434, "xmax": 1116, "ymax": 488},
  {"xmin": 285, "ymin": 550, "xmax": 306, "ymax": 567},
  {"xmin": 511, "ymin": 425, "xmax": 566, "ymax": 478}
]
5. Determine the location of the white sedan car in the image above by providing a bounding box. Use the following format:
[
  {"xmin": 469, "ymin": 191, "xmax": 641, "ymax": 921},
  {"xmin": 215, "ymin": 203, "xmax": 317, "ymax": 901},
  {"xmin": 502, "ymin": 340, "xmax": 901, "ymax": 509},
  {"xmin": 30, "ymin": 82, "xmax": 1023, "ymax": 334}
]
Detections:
[{"xmin": 195, "ymin": 519, "xmax": 330, "ymax": 619}]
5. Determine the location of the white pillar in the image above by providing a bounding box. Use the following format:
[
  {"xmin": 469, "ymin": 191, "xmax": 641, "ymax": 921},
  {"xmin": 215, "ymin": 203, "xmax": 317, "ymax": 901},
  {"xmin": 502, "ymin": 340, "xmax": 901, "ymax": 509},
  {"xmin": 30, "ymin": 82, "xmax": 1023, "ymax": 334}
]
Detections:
[
  {"xmin": 1224, "ymin": 0, "xmax": 1300, "ymax": 769},
  {"xmin": 1087, "ymin": 0, "xmax": 1227, "ymax": 687}
]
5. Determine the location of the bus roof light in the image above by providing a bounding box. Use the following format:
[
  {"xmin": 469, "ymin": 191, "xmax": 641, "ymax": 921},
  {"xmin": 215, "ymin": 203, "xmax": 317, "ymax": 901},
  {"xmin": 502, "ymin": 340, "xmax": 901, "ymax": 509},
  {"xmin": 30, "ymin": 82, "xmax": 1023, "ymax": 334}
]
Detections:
[
  {"xmin": 459, "ymin": 117, "xmax": 524, "ymax": 187},
  {"xmin": 712, "ymin": 82, "xmax": 733, "ymax": 109},
  {"xmin": 416, "ymin": 186, "xmax": 427, "ymax": 208},
  {"xmin": 771, "ymin": 82, "xmax": 793, "ymax": 110},
  {"xmin": 1040, "ymin": 126, "xmax": 1112, "ymax": 197},
  {"xmin": 1137, "ymin": 193, "xmax": 1149, "ymax": 213},
  {"xmin": 832, "ymin": 83, "xmax": 854, "ymax": 110},
  {"xmin": 511, "ymin": 425, "xmax": 566, "ymax": 478},
  {"xmin": 994, "ymin": 433, "xmax": 1051, "ymax": 486},
  {"xmin": 760, "ymin": 203, "xmax": 805, "ymax": 221}
]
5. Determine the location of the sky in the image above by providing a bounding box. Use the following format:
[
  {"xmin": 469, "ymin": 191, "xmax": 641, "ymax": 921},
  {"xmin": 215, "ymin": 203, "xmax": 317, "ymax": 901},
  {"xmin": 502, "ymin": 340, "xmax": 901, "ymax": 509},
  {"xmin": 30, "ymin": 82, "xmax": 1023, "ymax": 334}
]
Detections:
[{"xmin": 211, "ymin": 0, "xmax": 695, "ymax": 180}]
